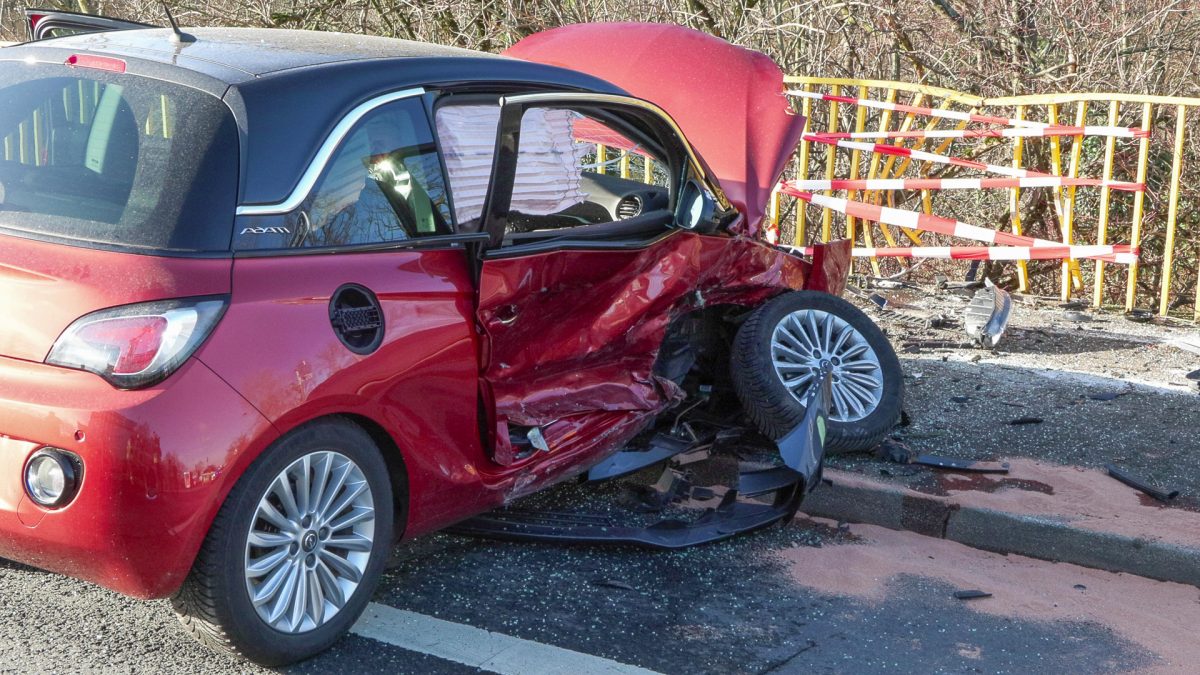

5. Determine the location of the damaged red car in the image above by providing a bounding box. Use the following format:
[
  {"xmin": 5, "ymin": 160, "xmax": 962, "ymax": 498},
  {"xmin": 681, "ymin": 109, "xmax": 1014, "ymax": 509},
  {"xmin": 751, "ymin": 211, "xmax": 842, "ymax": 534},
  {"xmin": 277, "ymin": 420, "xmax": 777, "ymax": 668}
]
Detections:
[{"xmin": 0, "ymin": 16, "xmax": 901, "ymax": 665}]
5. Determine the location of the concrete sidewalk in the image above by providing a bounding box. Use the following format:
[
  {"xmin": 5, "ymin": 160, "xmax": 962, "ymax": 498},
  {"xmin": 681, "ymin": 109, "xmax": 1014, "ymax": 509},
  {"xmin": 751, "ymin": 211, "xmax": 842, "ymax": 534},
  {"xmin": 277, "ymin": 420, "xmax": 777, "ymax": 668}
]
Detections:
[
  {"xmin": 804, "ymin": 460, "xmax": 1200, "ymax": 586},
  {"xmin": 803, "ymin": 300, "xmax": 1200, "ymax": 587}
]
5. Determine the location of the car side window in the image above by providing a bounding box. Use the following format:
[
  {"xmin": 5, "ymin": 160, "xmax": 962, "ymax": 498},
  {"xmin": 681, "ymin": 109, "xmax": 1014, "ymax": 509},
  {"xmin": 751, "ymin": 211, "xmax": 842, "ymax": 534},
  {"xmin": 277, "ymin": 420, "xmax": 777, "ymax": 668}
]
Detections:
[
  {"xmin": 287, "ymin": 98, "xmax": 452, "ymax": 249},
  {"xmin": 435, "ymin": 103, "xmax": 672, "ymax": 238}
]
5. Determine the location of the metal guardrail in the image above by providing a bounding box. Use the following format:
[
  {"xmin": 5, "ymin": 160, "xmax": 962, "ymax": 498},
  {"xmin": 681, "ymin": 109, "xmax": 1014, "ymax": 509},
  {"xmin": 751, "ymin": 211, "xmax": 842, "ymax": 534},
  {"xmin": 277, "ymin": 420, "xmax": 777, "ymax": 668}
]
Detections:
[{"xmin": 773, "ymin": 76, "xmax": 1200, "ymax": 318}]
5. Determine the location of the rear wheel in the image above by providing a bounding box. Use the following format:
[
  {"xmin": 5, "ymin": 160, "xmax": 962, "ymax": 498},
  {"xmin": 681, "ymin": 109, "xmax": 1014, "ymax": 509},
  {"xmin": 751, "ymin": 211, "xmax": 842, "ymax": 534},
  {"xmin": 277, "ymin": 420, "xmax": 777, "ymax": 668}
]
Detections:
[
  {"xmin": 172, "ymin": 419, "xmax": 394, "ymax": 666},
  {"xmin": 732, "ymin": 291, "xmax": 902, "ymax": 453}
]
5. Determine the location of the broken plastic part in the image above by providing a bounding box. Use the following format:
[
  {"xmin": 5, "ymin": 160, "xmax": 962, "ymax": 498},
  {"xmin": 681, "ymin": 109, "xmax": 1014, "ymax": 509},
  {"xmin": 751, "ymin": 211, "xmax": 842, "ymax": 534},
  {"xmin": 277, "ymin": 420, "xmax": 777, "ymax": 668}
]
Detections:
[
  {"xmin": 775, "ymin": 364, "xmax": 833, "ymax": 494},
  {"xmin": 1104, "ymin": 463, "xmax": 1180, "ymax": 502},
  {"xmin": 586, "ymin": 434, "xmax": 694, "ymax": 482},
  {"xmin": 913, "ymin": 455, "xmax": 1010, "ymax": 474},
  {"xmin": 447, "ymin": 474, "xmax": 801, "ymax": 550},
  {"xmin": 739, "ymin": 466, "xmax": 804, "ymax": 498},
  {"xmin": 963, "ymin": 279, "xmax": 1012, "ymax": 348},
  {"xmin": 875, "ymin": 439, "xmax": 915, "ymax": 464},
  {"xmin": 953, "ymin": 590, "xmax": 993, "ymax": 600},
  {"xmin": 526, "ymin": 427, "xmax": 550, "ymax": 453}
]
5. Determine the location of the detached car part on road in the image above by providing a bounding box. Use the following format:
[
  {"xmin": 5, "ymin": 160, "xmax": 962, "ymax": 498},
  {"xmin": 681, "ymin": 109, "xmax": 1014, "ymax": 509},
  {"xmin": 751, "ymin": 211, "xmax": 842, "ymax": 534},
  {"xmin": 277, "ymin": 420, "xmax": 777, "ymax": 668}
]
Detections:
[{"xmin": 0, "ymin": 16, "xmax": 902, "ymax": 665}]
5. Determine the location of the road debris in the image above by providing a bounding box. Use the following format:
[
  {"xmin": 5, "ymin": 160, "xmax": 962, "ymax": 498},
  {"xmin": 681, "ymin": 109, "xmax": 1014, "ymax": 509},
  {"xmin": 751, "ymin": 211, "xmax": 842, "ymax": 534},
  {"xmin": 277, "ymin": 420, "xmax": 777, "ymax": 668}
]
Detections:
[
  {"xmin": 591, "ymin": 578, "xmax": 637, "ymax": 592},
  {"xmin": 874, "ymin": 438, "xmax": 915, "ymax": 463},
  {"xmin": 1104, "ymin": 463, "xmax": 1181, "ymax": 502},
  {"xmin": 1008, "ymin": 416, "xmax": 1044, "ymax": 425},
  {"xmin": 963, "ymin": 280, "xmax": 1012, "ymax": 348},
  {"xmin": 953, "ymin": 590, "xmax": 993, "ymax": 600},
  {"xmin": 912, "ymin": 455, "xmax": 1011, "ymax": 474}
]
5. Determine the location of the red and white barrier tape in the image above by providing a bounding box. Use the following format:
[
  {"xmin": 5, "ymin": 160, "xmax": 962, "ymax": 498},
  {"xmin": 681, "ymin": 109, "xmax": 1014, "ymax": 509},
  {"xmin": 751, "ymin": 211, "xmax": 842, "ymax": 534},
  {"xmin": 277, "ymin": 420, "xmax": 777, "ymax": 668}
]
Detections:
[
  {"xmin": 789, "ymin": 244, "xmax": 1138, "ymax": 264},
  {"xmin": 810, "ymin": 125, "xmax": 1149, "ymax": 140},
  {"xmin": 787, "ymin": 89, "xmax": 1046, "ymax": 128},
  {"xmin": 784, "ymin": 176, "xmax": 1144, "ymax": 192},
  {"xmin": 803, "ymin": 134, "xmax": 1054, "ymax": 179},
  {"xmin": 782, "ymin": 189, "xmax": 1138, "ymax": 264},
  {"xmin": 787, "ymin": 90, "xmax": 1148, "ymax": 140}
]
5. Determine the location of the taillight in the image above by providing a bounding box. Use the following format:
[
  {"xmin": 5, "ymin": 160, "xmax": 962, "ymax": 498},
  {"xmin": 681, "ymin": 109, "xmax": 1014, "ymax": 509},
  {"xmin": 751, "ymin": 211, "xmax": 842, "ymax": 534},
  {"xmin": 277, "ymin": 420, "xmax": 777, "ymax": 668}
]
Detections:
[{"xmin": 46, "ymin": 296, "xmax": 228, "ymax": 389}]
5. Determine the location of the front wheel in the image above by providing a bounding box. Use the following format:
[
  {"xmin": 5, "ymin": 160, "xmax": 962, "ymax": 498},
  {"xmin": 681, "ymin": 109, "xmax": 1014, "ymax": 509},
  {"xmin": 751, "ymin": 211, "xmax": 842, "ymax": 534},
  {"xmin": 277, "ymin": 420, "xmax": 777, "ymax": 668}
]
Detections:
[
  {"xmin": 732, "ymin": 291, "xmax": 902, "ymax": 453},
  {"xmin": 172, "ymin": 419, "xmax": 394, "ymax": 666}
]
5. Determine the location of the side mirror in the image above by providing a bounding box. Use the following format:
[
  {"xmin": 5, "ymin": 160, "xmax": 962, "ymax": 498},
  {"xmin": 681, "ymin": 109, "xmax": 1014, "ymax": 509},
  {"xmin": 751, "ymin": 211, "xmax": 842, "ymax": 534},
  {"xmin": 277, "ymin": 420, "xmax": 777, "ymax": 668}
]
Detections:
[{"xmin": 677, "ymin": 180, "xmax": 719, "ymax": 233}]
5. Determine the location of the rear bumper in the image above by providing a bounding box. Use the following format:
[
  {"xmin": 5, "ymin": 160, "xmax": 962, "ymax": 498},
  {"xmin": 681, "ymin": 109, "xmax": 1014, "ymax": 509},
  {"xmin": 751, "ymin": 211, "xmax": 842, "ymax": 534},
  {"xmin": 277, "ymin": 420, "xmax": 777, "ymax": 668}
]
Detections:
[{"xmin": 0, "ymin": 355, "xmax": 277, "ymax": 599}]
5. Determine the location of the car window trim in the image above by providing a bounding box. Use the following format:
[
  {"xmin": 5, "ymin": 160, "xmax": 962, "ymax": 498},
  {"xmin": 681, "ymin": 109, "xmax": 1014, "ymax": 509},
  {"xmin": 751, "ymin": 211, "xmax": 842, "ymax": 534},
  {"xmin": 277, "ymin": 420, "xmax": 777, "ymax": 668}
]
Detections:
[
  {"xmin": 478, "ymin": 92, "xmax": 731, "ymax": 250},
  {"xmin": 232, "ymin": 231, "xmax": 489, "ymax": 258},
  {"xmin": 235, "ymin": 87, "xmax": 426, "ymax": 217},
  {"xmin": 482, "ymin": 228, "xmax": 683, "ymax": 260},
  {"xmin": 499, "ymin": 92, "xmax": 731, "ymax": 211}
]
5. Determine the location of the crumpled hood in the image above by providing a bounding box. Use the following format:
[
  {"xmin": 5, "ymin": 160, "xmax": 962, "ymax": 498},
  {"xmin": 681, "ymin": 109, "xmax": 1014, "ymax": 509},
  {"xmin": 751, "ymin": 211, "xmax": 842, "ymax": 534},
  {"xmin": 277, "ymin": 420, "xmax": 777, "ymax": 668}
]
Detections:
[{"xmin": 505, "ymin": 22, "xmax": 806, "ymax": 236}]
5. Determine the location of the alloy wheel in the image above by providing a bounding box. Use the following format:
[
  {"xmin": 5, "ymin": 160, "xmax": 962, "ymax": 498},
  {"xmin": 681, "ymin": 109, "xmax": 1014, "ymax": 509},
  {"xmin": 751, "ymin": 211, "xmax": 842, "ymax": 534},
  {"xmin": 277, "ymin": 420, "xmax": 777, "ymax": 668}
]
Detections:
[
  {"xmin": 244, "ymin": 451, "xmax": 376, "ymax": 634},
  {"xmin": 770, "ymin": 308, "xmax": 884, "ymax": 422}
]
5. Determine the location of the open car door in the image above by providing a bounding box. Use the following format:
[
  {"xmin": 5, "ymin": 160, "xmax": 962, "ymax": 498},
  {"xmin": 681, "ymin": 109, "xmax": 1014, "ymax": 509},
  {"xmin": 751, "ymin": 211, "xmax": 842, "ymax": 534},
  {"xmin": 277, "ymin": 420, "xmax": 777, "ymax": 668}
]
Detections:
[
  {"xmin": 25, "ymin": 8, "xmax": 153, "ymax": 41},
  {"xmin": 469, "ymin": 92, "xmax": 804, "ymax": 481}
]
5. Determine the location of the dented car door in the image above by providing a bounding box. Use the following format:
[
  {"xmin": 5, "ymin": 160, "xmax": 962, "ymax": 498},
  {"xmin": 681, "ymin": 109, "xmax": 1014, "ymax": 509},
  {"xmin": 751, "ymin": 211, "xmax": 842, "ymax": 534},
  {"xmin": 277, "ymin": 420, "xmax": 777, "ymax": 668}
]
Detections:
[{"xmin": 470, "ymin": 93, "xmax": 810, "ymax": 487}]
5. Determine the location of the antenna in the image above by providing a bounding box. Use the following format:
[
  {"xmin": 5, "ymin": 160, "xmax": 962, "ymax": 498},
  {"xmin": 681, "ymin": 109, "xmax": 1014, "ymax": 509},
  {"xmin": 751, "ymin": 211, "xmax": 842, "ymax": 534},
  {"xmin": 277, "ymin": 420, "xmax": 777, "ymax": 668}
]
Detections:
[{"xmin": 161, "ymin": 2, "xmax": 195, "ymax": 43}]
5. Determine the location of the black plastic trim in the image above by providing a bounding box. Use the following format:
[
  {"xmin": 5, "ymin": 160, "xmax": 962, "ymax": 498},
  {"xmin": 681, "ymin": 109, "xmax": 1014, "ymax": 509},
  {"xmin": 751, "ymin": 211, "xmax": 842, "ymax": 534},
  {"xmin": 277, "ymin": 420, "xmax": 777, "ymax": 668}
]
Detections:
[
  {"xmin": 233, "ymin": 233, "xmax": 490, "ymax": 258},
  {"xmin": 329, "ymin": 284, "xmax": 385, "ymax": 355},
  {"xmin": 482, "ymin": 229, "xmax": 682, "ymax": 260}
]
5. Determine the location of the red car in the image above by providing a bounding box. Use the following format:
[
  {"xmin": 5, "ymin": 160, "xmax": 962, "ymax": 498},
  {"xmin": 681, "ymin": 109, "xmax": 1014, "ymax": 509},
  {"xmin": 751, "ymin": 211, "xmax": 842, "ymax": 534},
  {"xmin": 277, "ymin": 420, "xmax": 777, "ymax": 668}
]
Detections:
[{"xmin": 0, "ymin": 15, "xmax": 901, "ymax": 664}]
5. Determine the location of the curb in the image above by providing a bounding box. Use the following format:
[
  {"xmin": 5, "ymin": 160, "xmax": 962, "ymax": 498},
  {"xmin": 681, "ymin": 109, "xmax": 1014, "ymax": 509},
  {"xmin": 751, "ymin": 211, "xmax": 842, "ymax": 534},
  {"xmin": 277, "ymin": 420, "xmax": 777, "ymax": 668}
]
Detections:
[{"xmin": 802, "ymin": 470, "xmax": 1200, "ymax": 588}]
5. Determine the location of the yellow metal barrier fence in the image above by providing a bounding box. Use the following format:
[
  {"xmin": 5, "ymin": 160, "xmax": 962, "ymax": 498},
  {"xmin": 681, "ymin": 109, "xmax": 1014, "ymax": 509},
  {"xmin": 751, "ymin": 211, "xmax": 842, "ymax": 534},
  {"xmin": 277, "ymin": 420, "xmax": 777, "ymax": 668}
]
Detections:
[{"xmin": 775, "ymin": 76, "xmax": 1200, "ymax": 319}]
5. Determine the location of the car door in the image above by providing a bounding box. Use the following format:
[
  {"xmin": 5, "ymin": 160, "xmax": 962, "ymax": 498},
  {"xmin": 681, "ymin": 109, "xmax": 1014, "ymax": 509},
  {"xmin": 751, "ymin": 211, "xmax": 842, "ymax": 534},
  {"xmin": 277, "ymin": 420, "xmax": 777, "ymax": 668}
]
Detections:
[
  {"xmin": 24, "ymin": 8, "xmax": 152, "ymax": 41},
  {"xmin": 460, "ymin": 92, "xmax": 734, "ymax": 470}
]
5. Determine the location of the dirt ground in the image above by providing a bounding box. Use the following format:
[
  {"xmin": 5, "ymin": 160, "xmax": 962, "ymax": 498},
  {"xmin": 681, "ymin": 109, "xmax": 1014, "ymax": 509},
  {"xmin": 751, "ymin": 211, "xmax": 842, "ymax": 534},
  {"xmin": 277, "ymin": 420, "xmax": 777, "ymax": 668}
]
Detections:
[{"xmin": 834, "ymin": 283, "xmax": 1200, "ymax": 499}]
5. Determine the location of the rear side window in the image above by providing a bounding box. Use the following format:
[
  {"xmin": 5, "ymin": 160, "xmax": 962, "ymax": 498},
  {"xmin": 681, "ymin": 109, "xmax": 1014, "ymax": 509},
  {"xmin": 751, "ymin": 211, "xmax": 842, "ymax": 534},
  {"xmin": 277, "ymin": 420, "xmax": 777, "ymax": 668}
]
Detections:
[
  {"xmin": 0, "ymin": 63, "xmax": 237, "ymax": 252},
  {"xmin": 286, "ymin": 98, "xmax": 452, "ymax": 248}
]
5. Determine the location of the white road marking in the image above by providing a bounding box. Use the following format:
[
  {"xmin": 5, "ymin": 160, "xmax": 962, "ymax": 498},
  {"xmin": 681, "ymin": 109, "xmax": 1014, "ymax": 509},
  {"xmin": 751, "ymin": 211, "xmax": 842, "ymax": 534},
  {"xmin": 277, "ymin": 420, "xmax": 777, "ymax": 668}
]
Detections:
[{"xmin": 352, "ymin": 602, "xmax": 662, "ymax": 675}]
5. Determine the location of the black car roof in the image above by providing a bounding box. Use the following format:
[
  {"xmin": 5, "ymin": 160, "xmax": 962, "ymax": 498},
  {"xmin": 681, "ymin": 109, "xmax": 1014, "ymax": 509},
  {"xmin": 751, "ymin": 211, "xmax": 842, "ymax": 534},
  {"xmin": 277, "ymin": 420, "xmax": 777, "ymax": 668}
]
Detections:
[
  {"xmin": 1, "ymin": 27, "xmax": 624, "ymax": 206},
  {"xmin": 11, "ymin": 27, "xmax": 503, "ymax": 82}
]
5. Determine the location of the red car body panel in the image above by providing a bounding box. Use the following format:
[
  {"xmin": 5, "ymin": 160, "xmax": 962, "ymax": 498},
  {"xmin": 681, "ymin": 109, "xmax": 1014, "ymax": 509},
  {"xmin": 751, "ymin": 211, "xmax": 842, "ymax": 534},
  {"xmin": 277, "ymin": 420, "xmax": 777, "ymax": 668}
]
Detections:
[
  {"xmin": 0, "ymin": 354, "xmax": 278, "ymax": 598},
  {"xmin": 0, "ymin": 235, "xmax": 231, "ymax": 362},
  {"xmin": 0, "ymin": 24, "xmax": 853, "ymax": 600},
  {"xmin": 504, "ymin": 22, "xmax": 807, "ymax": 237},
  {"xmin": 193, "ymin": 249, "xmax": 497, "ymax": 537}
]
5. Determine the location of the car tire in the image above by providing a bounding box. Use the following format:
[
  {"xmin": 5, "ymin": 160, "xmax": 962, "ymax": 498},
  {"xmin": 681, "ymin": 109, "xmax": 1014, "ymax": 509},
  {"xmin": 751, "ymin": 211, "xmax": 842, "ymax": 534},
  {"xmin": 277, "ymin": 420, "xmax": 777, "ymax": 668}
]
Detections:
[
  {"xmin": 171, "ymin": 418, "xmax": 394, "ymax": 666},
  {"xmin": 732, "ymin": 291, "xmax": 902, "ymax": 453}
]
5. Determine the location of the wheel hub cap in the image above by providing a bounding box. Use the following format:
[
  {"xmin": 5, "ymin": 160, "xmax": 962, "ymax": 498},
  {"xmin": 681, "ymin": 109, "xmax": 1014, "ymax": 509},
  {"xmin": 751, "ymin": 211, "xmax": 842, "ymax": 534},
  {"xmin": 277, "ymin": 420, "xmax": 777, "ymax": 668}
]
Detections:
[
  {"xmin": 770, "ymin": 308, "xmax": 884, "ymax": 423},
  {"xmin": 244, "ymin": 451, "xmax": 376, "ymax": 634}
]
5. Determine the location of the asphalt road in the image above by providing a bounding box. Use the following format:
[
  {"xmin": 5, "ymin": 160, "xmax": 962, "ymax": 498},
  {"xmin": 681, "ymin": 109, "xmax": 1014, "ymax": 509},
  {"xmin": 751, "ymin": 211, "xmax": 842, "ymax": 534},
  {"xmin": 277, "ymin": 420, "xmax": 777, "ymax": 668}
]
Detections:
[{"xmin": 0, "ymin": 497, "xmax": 1164, "ymax": 674}]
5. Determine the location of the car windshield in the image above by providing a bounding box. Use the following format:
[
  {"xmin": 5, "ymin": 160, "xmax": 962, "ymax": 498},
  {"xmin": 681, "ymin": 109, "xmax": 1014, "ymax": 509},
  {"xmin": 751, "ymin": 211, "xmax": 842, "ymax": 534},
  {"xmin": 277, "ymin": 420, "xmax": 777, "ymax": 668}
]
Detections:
[{"xmin": 0, "ymin": 63, "xmax": 238, "ymax": 252}]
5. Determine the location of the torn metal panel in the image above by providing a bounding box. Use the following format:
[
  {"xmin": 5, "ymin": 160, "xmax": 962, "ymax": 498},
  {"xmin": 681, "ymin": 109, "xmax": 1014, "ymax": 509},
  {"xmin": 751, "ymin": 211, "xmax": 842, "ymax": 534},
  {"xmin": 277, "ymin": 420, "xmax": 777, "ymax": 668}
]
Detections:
[
  {"xmin": 963, "ymin": 280, "xmax": 1012, "ymax": 348},
  {"xmin": 455, "ymin": 370, "xmax": 833, "ymax": 549}
]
